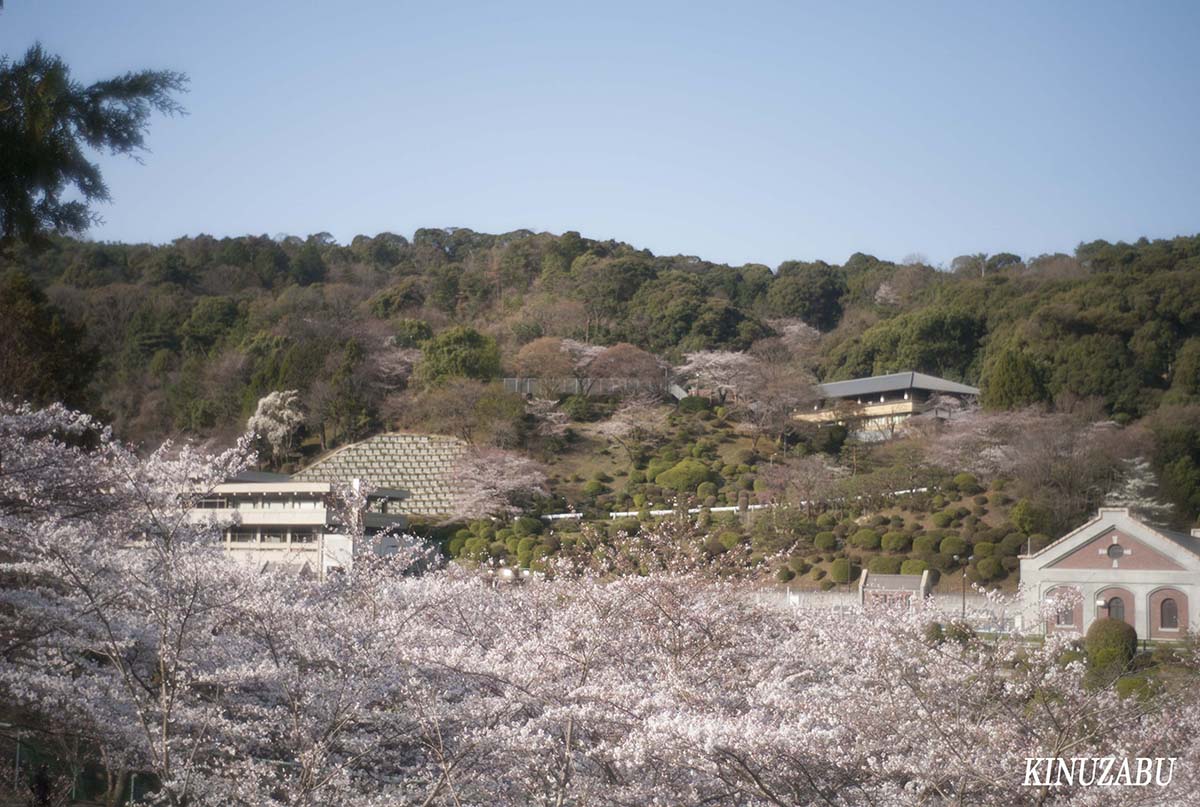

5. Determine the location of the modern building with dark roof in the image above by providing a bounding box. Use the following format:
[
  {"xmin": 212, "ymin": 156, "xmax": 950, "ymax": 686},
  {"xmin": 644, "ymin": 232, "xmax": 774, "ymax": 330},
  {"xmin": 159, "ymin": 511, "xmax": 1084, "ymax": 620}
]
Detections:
[{"xmin": 795, "ymin": 370, "xmax": 979, "ymax": 440}]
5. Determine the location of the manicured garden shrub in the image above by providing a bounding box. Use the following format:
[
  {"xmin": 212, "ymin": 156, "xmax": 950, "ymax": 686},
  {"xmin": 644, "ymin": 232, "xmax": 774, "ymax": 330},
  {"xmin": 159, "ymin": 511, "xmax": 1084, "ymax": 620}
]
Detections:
[
  {"xmin": 612, "ymin": 518, "xmax": 641, "ymax": 535},
  {"xmin": 998, "ymin": 532, "xmax": 1027, "ymax": 556},
  {"xmin": 868, "ymin": 556, "xmax": 902, "ymax": 574},
  {"xmin": 830, "ymin": 558, "xmax": 856, "ymax": 584},
  {"xmin": 974, "ymin": 556, "xmax": 1003, "ymax": 581},
  {"xmin": 973, "ymin": 541, "xmax": 996, "ymax": 558},
  {"xmin": 512, "ymin": 515, "xmax": 544, "ymax": 536},
  {"xmin": 696, "ymin": 481, "xmax": 718, "ymax": 498},
  {"xmin": 912, "ymin": 534, "xmax": 937, "ymax": 554},
  {"xmin": 900, "ymin": 558, "xmax": 928, "ymax": 575},
  {"xmin": 939, "ymin": 535, "xmax": 968, "ymax": 557},
  {"xmin": 851, "ymin": 529, "xmax": 881, "ymax": 550},
  {"xmin": 881, "ymin": 532, "xmax": 911, "ymax": 553},
  {"xmin": 775, "ymin": 567, "xmax": 795, "ymax": 583},
  {"xmin": 655, "ymin": 458, "xmax": 714, "ymax": 492},
  {"xmin": 814, "ymin": 531, "xmax": 837, "ymax": 550},
  {"xmin": 810, "ymin": 567, "xmax": 826, "ymax": 581},
  {"xmin": 677, "ymin": 395, "xmax": 711, "ymax": 413},
  {"xmin": 953, "ymin": 473, "xmax": 982, "ymax": 495},
  {"xmin": 582, "ymin": 479, "xmax": 606, "ymax": 497},
  {"xmin": 1085, "ymin": 618, "xmax": 1138, "ymax": 671},
  {"xmin": 931, "ymin": 511, "xmax": 953, "ymax": 528},
  {"xmin": 816, "ymin": 513, "xmax": 837, "ymax": 528}
]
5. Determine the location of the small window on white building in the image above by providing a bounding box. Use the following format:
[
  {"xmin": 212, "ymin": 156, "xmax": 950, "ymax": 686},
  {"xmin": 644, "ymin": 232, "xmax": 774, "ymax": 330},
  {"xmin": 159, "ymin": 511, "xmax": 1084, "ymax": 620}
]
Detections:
[{"xmin": 1055, "ymin": 606, "xmax": 1074, "ymax": 626}]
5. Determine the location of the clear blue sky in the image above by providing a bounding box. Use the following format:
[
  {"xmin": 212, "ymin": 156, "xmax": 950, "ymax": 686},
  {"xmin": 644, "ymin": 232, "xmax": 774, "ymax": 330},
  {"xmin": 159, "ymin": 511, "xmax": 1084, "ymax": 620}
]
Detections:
[{"xmin": 3, "ymin": 1, "xmax": 1198, "ymax": 267}]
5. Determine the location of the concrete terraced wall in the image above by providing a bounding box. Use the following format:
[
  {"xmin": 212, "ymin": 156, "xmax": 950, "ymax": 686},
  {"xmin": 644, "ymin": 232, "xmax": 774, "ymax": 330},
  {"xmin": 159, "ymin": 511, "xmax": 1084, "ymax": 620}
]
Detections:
[{"xmin": 294, "ymin": 433, "xmax": 467, "ymax": 517}]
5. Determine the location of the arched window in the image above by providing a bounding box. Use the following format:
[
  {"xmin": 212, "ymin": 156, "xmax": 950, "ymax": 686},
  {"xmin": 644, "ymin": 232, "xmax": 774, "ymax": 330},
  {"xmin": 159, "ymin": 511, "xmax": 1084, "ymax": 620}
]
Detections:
[
  {"xmin": 1161, "ymin": 598, "xmax": 1179, "ymax": 629},
  {"xmin": 1107, "ymin": 597, "xmax": 1125, "ymax": 623}
]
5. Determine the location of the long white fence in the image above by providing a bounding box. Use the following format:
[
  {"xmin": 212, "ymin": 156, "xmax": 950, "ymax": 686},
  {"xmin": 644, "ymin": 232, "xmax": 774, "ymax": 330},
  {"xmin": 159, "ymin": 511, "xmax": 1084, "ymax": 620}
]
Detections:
[{"xmin": 540, "ymin": 488, "xmax": 931, "ymax": 522}]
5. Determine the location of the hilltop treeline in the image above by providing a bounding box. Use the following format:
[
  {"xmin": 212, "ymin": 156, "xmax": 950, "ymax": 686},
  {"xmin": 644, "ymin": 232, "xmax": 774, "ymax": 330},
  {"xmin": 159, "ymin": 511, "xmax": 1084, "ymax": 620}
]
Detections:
[{"xmin": 3, "ymin": 228, "xmax": 1200, "ymax": 446}]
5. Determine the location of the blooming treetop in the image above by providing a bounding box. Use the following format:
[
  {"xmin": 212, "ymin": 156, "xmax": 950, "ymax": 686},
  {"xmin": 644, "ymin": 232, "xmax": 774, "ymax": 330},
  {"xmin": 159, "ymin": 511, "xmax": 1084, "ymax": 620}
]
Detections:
[{"xmin": 1, "ymin": 402, "xmax": 1199, "ymax": 806}]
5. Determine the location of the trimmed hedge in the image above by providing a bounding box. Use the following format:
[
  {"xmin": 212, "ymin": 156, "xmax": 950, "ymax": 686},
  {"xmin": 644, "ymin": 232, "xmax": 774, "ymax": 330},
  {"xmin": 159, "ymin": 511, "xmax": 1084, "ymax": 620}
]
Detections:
[
  {"xmin": 830, "ymin": 558, "xmax": 855, "ymax": 584},
  {"xmin": 912, "ymin": 535, "xmax": 937, "ymax": 554},
  {"xmin": 975, "ymin": 556, "xmax": 1004, "ymax": 581},
  {"xmin": 881, "ymin": 531, "xmax": 911, "ymax": 553},
  {"xmin": 655, "ymin": 458, "xmax": 715, "ymax": 492},
  {"xmin": 868, "ymin": 556, "xmax": 902, "ymax": 574},
  {"xmin": 900, "ymin": 558, "xmax": 929, "ymax": 575},
  {"xmin": 814, "ymin": 531, "xmax": 837, "ymax": 550},
  {"xmin": 851, "ymin": 529, "xmax": 881, "ymax": 550},
  {"xmin": 939, "ymin": 536, "xmax": 968, "ymax": 557},
  {"xmin": 1085, "ymin": 618, "xmax": 1137, "ymax": 671}
]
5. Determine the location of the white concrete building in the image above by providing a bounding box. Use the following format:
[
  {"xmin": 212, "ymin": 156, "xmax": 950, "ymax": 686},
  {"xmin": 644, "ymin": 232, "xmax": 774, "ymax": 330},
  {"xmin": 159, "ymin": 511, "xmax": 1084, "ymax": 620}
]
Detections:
[
  {"xmin": 1020, "ymin": 507, "xmax": 1200, "ymax": 640},
  {"xmin": 190, "ymin": 471, "xmax": 408, "ymax": 580}
]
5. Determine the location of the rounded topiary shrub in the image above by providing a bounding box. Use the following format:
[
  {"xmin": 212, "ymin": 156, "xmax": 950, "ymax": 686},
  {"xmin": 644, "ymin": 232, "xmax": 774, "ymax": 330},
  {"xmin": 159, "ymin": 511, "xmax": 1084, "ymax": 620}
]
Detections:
[
  {"xmin": 939, "ymin": 536, "xmax": 968, "ymax": 557},
  {"xmin": 998, "ymin": 532, "xmax": 1027, "ymax": 556},
  {"xmin": 953, "ymin": 473, "xmax": 982, "ymax": 495},
  {"xmin": 696, "ymin": 481, "xmax": 718, "ymax": 498},
  {"xmin": 900, "ymin": 558, "xmax": 928, "ymax": 576},
  {"xmin": 931, "ymin": 511, "xmax": 954, "ymax": 528},
  {"xmin": 881, "ymin": 532, "xmax": 911, "ymax": 553},
  {"xmin": 816, "ymin": 513, "xmax": 837, "ymax": 528},
  {"xmin": 582, "ymin": 479, "xmax": 607, "ymax": 497},
  {"xmin": 655, "ymin": 458, "xmax": 715, "ymax": 492},
  {"xmin": 1085, "ymin": 618, "xmax": 1137, "ymax": 671},
  {"xmin": 810, "ymin": 567, "xmax": 826, "ymax": 581},
  {"xmin": 974, "ymin": 556, "xmax": 1004, "ymax": 581},
  {"xmin": 775, "ymin": 567, "xmax": 795, "ymax": 583},
  {"xmin": 868, "ymin": 555, "xmax": 902, "ymax": 575},
  {"xmin": 718, "ymin": 531, "xmax": 742, "ymax": 550},
  {"xmin": 788, "ymin": 556, "xmax": 810, "ymax": 574},
  {"xmin": 912, "ymin": 534, "xmax": 937, "ymax": 554},
  {"xmin": 830, "ymin": 558, "xmax": 856, "ymax": 584},
  {"xmin": 851, "ymin": 529, "xmax": 881, "ymax": 550},
  {"xmin": 973, "ymin": 541, "xmax": 996, "ymax": 558},
  {"xmin": 814, "ymin": 531, "xmax": 837, "ymax": 550}
]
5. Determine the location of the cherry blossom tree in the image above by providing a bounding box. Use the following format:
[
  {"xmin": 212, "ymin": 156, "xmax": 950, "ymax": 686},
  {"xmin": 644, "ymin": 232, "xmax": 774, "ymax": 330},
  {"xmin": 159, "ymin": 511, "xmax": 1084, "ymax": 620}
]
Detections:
[
  {"xmin": 2, "ymin": 402, "xmax": 1199, "ymax": 806},
  {"xmin": 447, "ymin": 446, "xmax": 549, "ymax": 521},
  {"xmin": 592, "ymin": 393, "xmax": 669, "ymax": 463},
  {"xmin": 246, "ymin": 389, "xmax": 305, "ymax": 466},
  {"xmin": 677, "ymin": 350, "xmax": 757, "ymax": 404}
]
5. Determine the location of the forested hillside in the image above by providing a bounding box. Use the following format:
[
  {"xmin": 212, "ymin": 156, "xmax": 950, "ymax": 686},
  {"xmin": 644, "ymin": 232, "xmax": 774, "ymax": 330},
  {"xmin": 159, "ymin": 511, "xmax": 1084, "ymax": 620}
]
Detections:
[{"xmin": 5, "ymin": 230, "xmax": 1200, "ymax": 431}]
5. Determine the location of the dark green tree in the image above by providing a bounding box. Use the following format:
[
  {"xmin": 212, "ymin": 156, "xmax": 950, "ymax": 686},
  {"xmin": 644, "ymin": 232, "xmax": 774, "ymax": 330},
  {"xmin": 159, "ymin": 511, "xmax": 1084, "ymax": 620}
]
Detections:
[
  {"xmin": 981, "ymin": 348, "xmax": 1047, "ymax": 409},
  {"xmin": 415, "ymin": 327, "xmax": 501, "ymax": 387},
  {"xmin": 0, "ymin": 43, "xmax": 186, "ymax": 244},
  {"xmin": 0, "ymin": 270, "xmax": 95, "ymax": 406},
  {"xmin": 767, "ymin": 261, "xmax": 846, "ymax": 331}
]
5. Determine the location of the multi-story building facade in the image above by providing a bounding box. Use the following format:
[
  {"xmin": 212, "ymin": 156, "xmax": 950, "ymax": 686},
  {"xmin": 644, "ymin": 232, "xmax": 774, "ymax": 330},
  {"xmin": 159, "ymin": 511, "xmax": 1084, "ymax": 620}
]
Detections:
[{"xmin": 190, "ymin": 471, "xmax": 408, "ymax": 580}]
